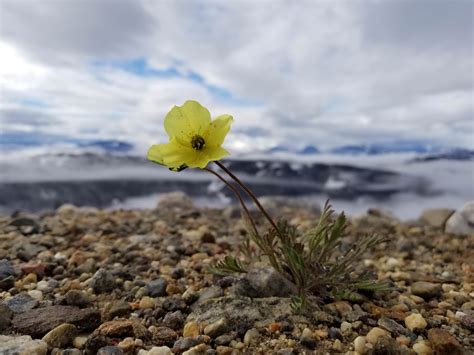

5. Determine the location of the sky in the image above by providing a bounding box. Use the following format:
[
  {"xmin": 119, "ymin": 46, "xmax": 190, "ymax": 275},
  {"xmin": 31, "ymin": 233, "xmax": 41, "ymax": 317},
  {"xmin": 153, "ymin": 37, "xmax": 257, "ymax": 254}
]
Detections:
[{"xmin": 1, "ymin": 0, "xmax": 473, "ymax": 154}]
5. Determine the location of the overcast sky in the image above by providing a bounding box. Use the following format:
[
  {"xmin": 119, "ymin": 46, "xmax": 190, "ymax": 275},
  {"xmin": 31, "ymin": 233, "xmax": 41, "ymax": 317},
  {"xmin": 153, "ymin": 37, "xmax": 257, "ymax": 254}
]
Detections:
[{"xmin": 1, "ymin": 0, "xmax": 473, "ymax": 153}]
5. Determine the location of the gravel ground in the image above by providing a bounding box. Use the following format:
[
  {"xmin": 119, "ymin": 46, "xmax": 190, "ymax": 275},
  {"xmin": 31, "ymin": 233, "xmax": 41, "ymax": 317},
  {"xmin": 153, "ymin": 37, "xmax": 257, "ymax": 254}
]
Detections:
[{"xmin": 0, "ymin": 193, "xmax": 473, "ymax": 354}]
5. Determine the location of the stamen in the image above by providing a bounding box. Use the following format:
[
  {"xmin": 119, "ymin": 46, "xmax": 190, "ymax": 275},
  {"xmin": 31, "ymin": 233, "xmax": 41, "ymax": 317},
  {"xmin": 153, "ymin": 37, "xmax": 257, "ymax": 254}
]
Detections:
[{"xmin": 191, "ymin": 135, "xmax": 205, "ymax": 150}]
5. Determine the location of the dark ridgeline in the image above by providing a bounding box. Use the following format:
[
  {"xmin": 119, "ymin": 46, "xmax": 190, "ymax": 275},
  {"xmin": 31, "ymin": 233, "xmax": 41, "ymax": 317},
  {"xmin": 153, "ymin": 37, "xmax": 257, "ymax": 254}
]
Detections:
[{"xmin": 0, "ymin": 153, "xmax": 435, "ymax": 214}]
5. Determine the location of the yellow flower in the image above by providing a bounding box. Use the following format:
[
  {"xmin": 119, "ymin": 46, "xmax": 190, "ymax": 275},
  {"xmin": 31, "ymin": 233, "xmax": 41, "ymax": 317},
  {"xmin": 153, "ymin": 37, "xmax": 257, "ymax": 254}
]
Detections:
[{"xmin": 147, "ymin": 100, "xmax": 233, "ymax": 170}]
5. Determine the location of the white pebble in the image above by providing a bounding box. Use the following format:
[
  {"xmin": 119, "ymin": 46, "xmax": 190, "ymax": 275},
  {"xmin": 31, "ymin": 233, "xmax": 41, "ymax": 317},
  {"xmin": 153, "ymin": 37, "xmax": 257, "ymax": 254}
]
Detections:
[
  {"xmin": 27, "ymin": 290, "xmax": 43, "ymax": 301},
  {"xmin": 147, "ymin": 346, "xmax": 173, "ymax": 355},
  {"xmin": 340, "ymin": 321, "xmax": 352, "ymax": 334},
  {"xmin": 36, "ymin": 281, "xmax": 50, "ymax": 292},
  {"xmin": 354, "ymin": 336, "xmax": 366, "ymax": 353},
  {"xmin": 413, "ymin": 341, "xmax": 433, "ymax": 354}
]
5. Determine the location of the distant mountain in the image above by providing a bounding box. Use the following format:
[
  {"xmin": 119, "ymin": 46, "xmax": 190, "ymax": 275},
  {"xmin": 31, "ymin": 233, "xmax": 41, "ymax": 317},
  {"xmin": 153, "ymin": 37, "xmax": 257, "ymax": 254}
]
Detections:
[
  {"xmin": 329, "ymin": 142, "xmax": 443, "ymax": 155},
  {"xmin": 298, "ymin": 145, "xmax": 320, "ymax": 155},
  {"xmin": 77, "ymin": 140, "xmax": 133, "ymax": 152},
  {"xmin": 410, "ymin": 148, "xmax": 474, "ymax": 162},
  {"xmin": 0, "ymin": 131, "xmax": 133, "ymax": 153},
  {"xmin": 267, "ymin": 145, "xmax": 292, "ymax": 153}
]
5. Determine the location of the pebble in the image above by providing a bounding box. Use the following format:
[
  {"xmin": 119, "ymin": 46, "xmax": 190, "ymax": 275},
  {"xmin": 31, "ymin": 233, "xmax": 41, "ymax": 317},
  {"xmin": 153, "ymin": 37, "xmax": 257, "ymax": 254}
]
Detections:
[
  {"xmin": 139, "ymin": 296, "xmax": 156, "ymax": 309},
  {"xmin": 102, "ymin": 300, "xmax": 131, "ymax": 320},
  {"xmin": 215, "ymin": 334, "xmax": 234, "ymax": 345},
  {"xmin": 4, "ymin": 292, "xmax": 38, "ymax": 313},
  {"xmin": 183, "ymin": 343, "xmax": 209, "ymax": 355},
  {"xmin": 147, "ymin": 278, "xmax": 168, "ymax": 297},
  {"xmin": 332, "ymin": 339, "xmax": 343, "ymax": 351},
  {"xmin": 0, "ymin": 335, "xmax": 48, "ymax": 355},
  {"xmin": 0, "ymin": 303, "xmax": 14, "ymax": 331},
  {"xmin": 204, "ymin": 317, "xmax": 230, "ymax": 338},
  {"xmin": 411, "ymin": 281, "xmax": 442, "ymax": 299},
  {"xmin": 460, "ymin": 314, "xmax": 474, "ymax": 331},
  {"xmin": 412, "ymin": 341, "xmax": 433, "ymax": 354},
  {"xmin": 243, "ymin": 328, "xmax": 260, "ymax": 346},
  {"xmin": 72, "ymin": 336, "xmax": 88, "ymax": 349},
  {"xmin": 366, "ymin": 327, "xmax": 389, "ymax": 345},
  {"xmin": 147, "ymin": 346, "xmax": 173, "ymax": 355},
  {"xmin": 117, "ymin": 337, "xmax": 135, "ymax": 352},
  {"xmin": 0, "ymin": 259, "xmax": 17, "ymax": 290},
  {"xmin": 353, "ymin": 336, "xmax": 366, "ymax": 353},
  {"xmin": 162, "ymin": 310, "xmax": 185, "ymax": 331},
  {"xmin": 36, "ymin": 280, "xmax": 50, "ymax": 292},
  {"xmin": 183, "ymin": 321, "xmax": 200, "ymax": 337},
  {"xmin": 404, "ymin": 313, "xmax": 427, "ymax": 331},
  {"xmin": 244, "ymin": 267, "xmax": 297, "ymax": 297},
  {"xmin": 427, "ymin": 328, "xmax": 464, "ymax": 354},
  {"xmin": 300, "ymin": 327, "xmax": 316, "ymax": 349},
  {"xmin": 41, "ymin": 323, "xmax": 77, "ymax": 349},
  {"xmin": 340, "ymin": 321, "xmax": 352, "ymax": 335},
  {"xmin": 28, "ymin": 289, "xmax": 44, "ymax": 301},
  {"xmin": 63, "ymin": 290, "xmax": 91, "ymax": 307},
  {"xmin": 172, "ymin": 337, "xmax": 200, "ymax": 352},
  {"xmin": 150, "ymin": 326, "xmax": 178, "ymax": 346},
  {"xmin": 90, "ymin": 268, "xmax": 116, "ymax": 294},
  {"xmin": 97, "ymin": 346, "xmax": 124, "ymax": 355}
]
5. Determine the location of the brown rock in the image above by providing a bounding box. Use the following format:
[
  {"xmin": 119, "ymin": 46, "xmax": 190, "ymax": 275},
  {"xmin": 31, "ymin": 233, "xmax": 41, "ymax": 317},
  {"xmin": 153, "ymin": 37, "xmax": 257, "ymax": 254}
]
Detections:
[
  {"xmin": 12, "ymin": 305, "xmax": 100, "ymax": 337},
  {"xmin": 150, "ymin": 326, "xmax": 178, "ymax": 346},
  {"xmin": 365, "ymin": 303, "xmax": 407, "ymax": 321},
  {"xmin": 95, "ymin": 319, "xmax": 150, "ymax": 340},
  {"xmin": 427, "ymin": 328, "xmax": 465, "ymax": 355}
]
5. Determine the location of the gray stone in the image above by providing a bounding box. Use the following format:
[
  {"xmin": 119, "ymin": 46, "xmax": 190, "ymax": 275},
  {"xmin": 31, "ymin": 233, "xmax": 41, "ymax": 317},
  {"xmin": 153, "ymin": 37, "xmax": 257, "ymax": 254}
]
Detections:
[
  {"xmin": 4, "ymin": 293, "xmax": 38, "ymax": 313},
  {"xmin": 156, "ymin": 191, "xmax": 194, "ymax": 210},
  {"xmin": 242, "ymin": 267, "xmax": 297, "ymax": 298},
  {"xmin": 214, "ymin": 334, "xmax": 234, "ymax": 345},
  {"xmin": 195, "ymin": 285, "xmax": 224, "ymax": 305},
  {"xmin": 0, "ymin": 259, "xmax": 16, "ymax": 290},
  {"xmin": 0, "ymin": 335, "xmax": 47, "ymax": 355},
  {"xmin": 460, "ymin": 314, "xmax": 474, "ymax": 331},
  {"xmin": 411, "ymin": 281, "xmax": 441, "ymax": 299},
  {"xmin": 101, "ymin": 300, "xmax": 131, "ymax": 321},
  {"xmin": 187, "ymin": 296, "xmax": 295, "ymax": 336},
  {"xmin": 97, "ymin": 346, "xmax": 124, "ymax": 355},
  {"xmin": 445, "ymin": 201, "xmax": 474, "ymax": 235},
  {"xmin": 172, "ymin": 338, "xmax": 200, "ymax": 353},
  {"xmin": 147, "ymin": 278, "xmax": 168, "ymax": 297},
  {"xmin": 162, "ymin": 310, "xmax": 185, "ymax": 331},
  {"xmin": 12, "ymin": 305, "xmax": 100, "ymax": 337},
  {"xmin": 90, "ymin": 268, "xmax": 116, "ymax": 294},
  {"xmin": 377, "ymin": 317, "xmax": 413, "ymax": 338},
  {"xmin": 0, "ymin": 303, "xmax": 14, "ymax": 331},
  {"xmin": 419, "ymin": 208, "xmax": 454, "ymax": 228},
  {"xmin": 63, "ymin": 290, "xmax": 92, "ymax": 307},
  {"xmin": 42, "ymin": 323, "xmax": 78, "ymax": 349}
]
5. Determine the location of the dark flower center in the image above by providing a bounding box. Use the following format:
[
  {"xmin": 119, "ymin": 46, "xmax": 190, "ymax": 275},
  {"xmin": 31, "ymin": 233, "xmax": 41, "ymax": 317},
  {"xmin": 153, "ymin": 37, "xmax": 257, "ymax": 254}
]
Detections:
[{"xmin": 191, "ymin": 135, "xmax": 205, "ymax": 150}]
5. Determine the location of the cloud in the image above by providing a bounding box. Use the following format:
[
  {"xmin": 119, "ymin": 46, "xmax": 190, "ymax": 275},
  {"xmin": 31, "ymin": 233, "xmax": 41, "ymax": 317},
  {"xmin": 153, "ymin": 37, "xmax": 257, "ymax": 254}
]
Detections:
[{"xmin": 0, "ymin": 0, "xmax": 472, "ymax": 153}]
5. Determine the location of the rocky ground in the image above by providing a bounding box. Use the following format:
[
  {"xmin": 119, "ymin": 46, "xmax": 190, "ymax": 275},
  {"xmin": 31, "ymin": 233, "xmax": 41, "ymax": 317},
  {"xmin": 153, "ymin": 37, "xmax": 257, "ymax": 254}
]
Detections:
[{"xmin": 0, "ymin": 192, "xmax": 473, "ymax": 355}]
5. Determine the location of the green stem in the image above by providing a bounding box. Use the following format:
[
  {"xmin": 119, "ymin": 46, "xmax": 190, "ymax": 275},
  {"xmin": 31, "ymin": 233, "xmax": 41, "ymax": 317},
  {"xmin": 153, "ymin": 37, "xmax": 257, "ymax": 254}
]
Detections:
[
  {"xmin": 214, "ymin": 161, "xmax": 280, "ymax": 235},
  {"xmin": 203, "ymin": 167, "xmax": 260, "ymax": 239}
]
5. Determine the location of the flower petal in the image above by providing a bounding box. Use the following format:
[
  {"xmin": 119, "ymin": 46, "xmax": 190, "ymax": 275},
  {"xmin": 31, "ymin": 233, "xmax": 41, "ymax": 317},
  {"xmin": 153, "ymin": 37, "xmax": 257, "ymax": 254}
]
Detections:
[
  {"xmin": 164, "ymin": 100, "xmax": 211, "ymax": 144},
  {"xmin": 147, "ymin": 144, "xmax": 166, "ymax": 165},
  {"xmin": 160, "ymin": 139, "xmax": 200, "ymax": 168},
  {"xmin": 205, "ymin": 114, "xmax": 233, "ymax": 147},
  {"xmin": 206, "ymin": 146, "xmax": 230, "ymax": 161}
]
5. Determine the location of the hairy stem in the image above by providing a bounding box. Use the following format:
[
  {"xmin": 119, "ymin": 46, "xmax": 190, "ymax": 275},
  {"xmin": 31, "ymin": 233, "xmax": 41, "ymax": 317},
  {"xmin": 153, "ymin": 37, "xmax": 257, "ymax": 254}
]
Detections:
[
  {"xmin": 203, "ymin": 167, "xmax": 260, "ymax": 238},
  {"xmin": 214, "ymin": 161, "xmax": 281, "ymax": 235}
]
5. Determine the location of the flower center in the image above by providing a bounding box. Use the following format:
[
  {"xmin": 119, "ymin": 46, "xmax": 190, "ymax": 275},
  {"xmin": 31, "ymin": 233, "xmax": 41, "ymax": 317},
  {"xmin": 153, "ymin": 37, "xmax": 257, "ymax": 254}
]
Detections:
[{"xmin": 191, "ymin": 135, "xmax": 205, "ymax": 150}]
